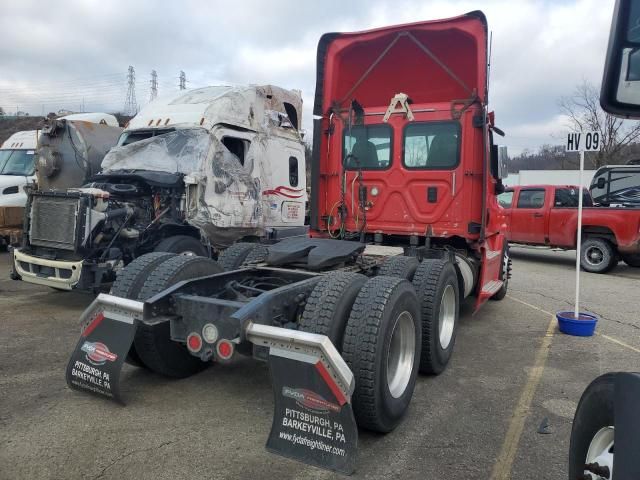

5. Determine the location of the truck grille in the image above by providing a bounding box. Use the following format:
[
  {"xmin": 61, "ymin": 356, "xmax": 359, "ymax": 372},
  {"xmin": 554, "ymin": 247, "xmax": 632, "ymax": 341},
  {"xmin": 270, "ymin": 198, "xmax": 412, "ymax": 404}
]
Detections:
[{"xmin": 30, "ymin": 195, "xmax": 82, "ymax": 250}]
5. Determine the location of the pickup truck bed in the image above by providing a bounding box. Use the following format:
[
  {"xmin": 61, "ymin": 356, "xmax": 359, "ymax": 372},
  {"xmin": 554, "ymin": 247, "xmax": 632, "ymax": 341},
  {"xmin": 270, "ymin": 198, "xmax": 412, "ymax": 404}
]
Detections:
[{"xmin": 499, "ymin": 184, "xmax": 640, "ymax": 273}]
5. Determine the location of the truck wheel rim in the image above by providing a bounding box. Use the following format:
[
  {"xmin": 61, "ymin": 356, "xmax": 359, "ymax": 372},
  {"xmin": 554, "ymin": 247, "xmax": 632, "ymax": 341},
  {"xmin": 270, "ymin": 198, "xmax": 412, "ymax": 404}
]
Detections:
[
  {"xmin": 386, "ymin": 311, "xmax": 416, "ymax": 399},
  {"xmin": 439, "ymin": 285, "xmax": 456, "ymax": 350},
  {"xmin": 585, "ymin": 246, "xmax": 604, "ymax": 266},
  {"xmin": 584, "ymin": 426, "xmax": 614, "ymax": 478}
]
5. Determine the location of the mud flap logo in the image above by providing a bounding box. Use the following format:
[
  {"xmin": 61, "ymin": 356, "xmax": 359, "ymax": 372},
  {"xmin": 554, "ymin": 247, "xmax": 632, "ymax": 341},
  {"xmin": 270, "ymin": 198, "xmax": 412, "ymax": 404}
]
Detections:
[
  {"xmin": 282, "ymin": 387, "xmax": 340, "ymax": 414},
  {"xmin": 81, "ymin": 341, "xmax": 118, "ymax": 365}
]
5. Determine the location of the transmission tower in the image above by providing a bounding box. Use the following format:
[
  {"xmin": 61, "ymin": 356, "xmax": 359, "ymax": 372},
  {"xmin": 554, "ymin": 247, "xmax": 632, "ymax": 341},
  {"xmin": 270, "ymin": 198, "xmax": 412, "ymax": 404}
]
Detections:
[
  {"xmin": 150, "ymin": 70, "xmax": 158, "ymax": 101},
  {"xmin": 124, "ymin": 66, "xmax": 138, "ymax": 116},
  {"xmin": 179, "ymin": 71, "xmax": 186, "ymax": 90}
]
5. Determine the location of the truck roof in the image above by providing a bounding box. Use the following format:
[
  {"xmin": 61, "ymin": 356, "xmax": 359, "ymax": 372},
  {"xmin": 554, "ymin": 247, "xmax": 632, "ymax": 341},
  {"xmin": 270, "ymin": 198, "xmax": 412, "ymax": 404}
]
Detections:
[
  {"xmin": 125, "ymin": 85, "xmax": 303, "ymax": 135},
  {"xmin": 59, "ymin": 112, "xmax": 119, "ymax": 127},
  {"xmin": 313, "ymin": 10, "xmax": 488, "ymax": 116},
  {"xmin": 0, "ymin": 130, "xmax": 38, "ymax": 150}
]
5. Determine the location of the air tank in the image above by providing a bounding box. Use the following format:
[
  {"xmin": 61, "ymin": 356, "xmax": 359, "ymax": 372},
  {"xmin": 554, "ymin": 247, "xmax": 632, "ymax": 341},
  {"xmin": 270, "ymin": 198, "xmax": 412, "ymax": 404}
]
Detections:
[{"xmin": 36, "ymin": 118, "xmax": 122, "ymax": 191}]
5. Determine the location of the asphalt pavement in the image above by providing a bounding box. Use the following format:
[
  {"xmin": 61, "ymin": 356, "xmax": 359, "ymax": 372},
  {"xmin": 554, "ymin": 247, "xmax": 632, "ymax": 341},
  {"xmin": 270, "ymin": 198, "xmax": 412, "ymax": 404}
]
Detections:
[{"xmin": 1, "ymin": 246, "xmax": 638, "ymax": 479}]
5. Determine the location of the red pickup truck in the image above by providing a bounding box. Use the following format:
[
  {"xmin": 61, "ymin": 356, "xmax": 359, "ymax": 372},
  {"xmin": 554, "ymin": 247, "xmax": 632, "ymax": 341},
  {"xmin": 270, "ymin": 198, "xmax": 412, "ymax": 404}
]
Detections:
[{"xmin": 499, "ymin": 184, "xmax": 640, "ymax": 273}]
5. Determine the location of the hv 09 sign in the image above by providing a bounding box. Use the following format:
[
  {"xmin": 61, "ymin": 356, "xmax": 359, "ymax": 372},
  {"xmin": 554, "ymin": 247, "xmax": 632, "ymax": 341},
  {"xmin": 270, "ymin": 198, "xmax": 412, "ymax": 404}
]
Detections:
[{"xmin": 566, "ymin": 131, "xmax": 601, "ymax": 152}]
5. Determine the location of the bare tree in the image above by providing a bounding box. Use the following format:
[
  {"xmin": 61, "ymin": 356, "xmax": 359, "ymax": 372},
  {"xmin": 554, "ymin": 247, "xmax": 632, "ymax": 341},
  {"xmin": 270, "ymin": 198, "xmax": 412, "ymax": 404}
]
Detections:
[{"xmin": 559, "ymin": 79, "xmax": 640, "ymax": 168}]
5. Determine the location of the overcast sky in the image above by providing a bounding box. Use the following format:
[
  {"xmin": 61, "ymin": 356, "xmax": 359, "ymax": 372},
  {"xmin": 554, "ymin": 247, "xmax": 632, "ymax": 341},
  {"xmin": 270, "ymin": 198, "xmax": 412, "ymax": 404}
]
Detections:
[{"xmin": 0, "ymin": 0, "xmax": 615, "ymax": 154}]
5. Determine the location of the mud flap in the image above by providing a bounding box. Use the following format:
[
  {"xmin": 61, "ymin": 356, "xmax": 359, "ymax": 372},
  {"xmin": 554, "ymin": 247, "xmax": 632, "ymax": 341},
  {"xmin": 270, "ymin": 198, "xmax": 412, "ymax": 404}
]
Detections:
[
  {"xmin": 246, "ymin": 324, "xmax": 358, "ymax": 474},
  {"xmin": 65, "ymin": 294, "xmax": 144, "ymax": 404},
  {"xmin": 614, "ymin": 372, "xmax": 640, "ymax": 479}
]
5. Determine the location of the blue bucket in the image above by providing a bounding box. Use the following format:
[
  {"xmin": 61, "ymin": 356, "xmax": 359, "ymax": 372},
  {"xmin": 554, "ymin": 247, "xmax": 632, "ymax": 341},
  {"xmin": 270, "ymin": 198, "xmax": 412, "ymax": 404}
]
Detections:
[{"xmin": 556, "ymin": 311, "xmax": 599, "ymax": 337}]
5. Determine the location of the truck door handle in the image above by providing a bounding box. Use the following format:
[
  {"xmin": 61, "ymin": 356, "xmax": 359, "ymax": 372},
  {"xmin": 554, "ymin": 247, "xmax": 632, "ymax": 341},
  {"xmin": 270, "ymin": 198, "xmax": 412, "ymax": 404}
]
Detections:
[{"xmin": 533, "ymin": 212, "xmax": 543, "ymax": 217}]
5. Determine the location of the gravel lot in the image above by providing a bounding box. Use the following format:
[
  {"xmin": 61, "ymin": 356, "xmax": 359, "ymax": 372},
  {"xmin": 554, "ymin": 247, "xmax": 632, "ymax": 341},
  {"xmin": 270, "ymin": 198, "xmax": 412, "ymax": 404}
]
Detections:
[{"xmin": 1, "ymin": 246, "xmax": 638, "ymax": 479}]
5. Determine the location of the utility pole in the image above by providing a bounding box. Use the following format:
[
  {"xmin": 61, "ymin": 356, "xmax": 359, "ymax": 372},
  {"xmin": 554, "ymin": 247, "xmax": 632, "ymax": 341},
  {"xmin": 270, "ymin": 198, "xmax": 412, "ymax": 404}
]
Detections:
[
  {"xmin": 124, "ymin": 66, "xmax": 138, "ymax": 116},
  {"xmin": 150, "ymin": 70, "xmax": 158, "ymax": 101},
  {"xmin": 179, "ymin": 70, "xmax": 186, "ymax": 90}
]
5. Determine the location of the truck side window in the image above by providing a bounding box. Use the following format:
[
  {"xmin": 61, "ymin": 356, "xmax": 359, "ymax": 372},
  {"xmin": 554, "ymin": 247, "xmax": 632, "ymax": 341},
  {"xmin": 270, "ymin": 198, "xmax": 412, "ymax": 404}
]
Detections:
[
  {"xmin": 343, "ymin": 124, "xmax": 392, "ymax": 170},
  {"xmin": 554, "ymin": 188, "xmax": 593, "ymax": 207},
  {"xmin": 517, "ymin": 189, "xmax": 545, "ymax": 209},
  {"xmin": 403, "ymin": 121, "xmax": 460, "ymax": 169},
  {"xmin": 498, "ymin": 191, "xmax": 514, "ymax": 208},
  {"xmin": 289, "ymin": 156, "xmax": 299, "ymax": 187},
  {"xmin": 222, "ymin": 137, "xmax": 247, "ymax": 166}
]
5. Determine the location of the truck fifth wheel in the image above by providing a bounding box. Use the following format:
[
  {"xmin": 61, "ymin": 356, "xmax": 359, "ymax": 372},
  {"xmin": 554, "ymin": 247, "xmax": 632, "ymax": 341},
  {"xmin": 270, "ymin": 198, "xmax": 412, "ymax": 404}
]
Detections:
[{"xmin": 66, "ymin": 10, "xmax": 509, "ymax": 474}]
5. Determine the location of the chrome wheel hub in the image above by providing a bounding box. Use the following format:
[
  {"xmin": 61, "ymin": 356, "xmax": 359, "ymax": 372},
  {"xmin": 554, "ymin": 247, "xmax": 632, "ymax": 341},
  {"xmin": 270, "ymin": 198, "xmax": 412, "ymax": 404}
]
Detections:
[
  {"xmin": 439, "ymin": 285, "xmax": 456, "ymax": 349},
  {"xmin": 387, "ymin": 311, "xmax": 416, "ymax": 399}
]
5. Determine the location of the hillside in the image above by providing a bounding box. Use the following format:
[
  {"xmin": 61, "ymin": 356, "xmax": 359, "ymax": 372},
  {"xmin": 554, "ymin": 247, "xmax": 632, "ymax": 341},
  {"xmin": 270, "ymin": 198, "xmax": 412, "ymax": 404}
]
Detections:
[{"xmin": 0, "ymin": 116, "xmax": 45, "ymax": 146}]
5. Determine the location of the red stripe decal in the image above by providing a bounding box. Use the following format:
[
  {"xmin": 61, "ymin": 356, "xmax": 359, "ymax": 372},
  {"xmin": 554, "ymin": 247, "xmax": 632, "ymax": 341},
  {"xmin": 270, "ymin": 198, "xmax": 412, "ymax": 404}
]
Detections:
[
  {"xmin": 82, "ymin": 312, "xmax": 105, "ymax": 337},
  {"xmin": 262, "ymin": 185, "xmax": 304, "ymax": 198},
  {"xmin": 315, "ymin": 360, "xmax": 347, "ymax": 406}
]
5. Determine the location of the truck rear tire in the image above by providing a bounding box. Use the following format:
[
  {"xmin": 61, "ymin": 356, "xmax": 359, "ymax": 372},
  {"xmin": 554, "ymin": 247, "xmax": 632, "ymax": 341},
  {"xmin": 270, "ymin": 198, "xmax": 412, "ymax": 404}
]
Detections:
[
  {"xmin": 134, "ymin": 255, "xmax": 223, "ymax": 378},
  {"xmin": 342, "ymin": 276, "xmax": 421, "ymax": 433},
  {"xmin": 568, "ymin": 373, "xmax": 615, "ymax": 480},
  {"xmin": 154, "ymin": 235, "xmax": 208, "ymax": 257},
  {"xmin": 412, "ymin": 259, "xmax": 460, "ymax": 375},
  {"xmin": 491, "ymin": 245, "xmax": 511, "ymax": 301},
  {"xmin": 217, "ymin": 242, "xmax": 268, "ymax": 271},
  {"xmin": 580, "ymin": 238, "xmax": 617, "ymax": 274},
  {"xmin": 621, "ymin": 253, "xmax": 640, "ymax": 268},
  {"xmin": 377, "ymin": 255, "xmax": 419, "ymax": 281},
  {"xmin": 299, "ymin": 272, "xmax": 367, "ymax": 349},
  {"xmin": 107, "ymin": 252, "xmax": 175, "ymax": 367}
]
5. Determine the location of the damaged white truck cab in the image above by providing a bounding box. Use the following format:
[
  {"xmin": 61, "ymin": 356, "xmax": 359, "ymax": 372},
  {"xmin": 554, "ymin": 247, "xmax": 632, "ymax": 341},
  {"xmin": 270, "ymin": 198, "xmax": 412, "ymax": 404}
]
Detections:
[{"xmin": 11, "ymin": 85, "xmax": 308, "ymax": 291}]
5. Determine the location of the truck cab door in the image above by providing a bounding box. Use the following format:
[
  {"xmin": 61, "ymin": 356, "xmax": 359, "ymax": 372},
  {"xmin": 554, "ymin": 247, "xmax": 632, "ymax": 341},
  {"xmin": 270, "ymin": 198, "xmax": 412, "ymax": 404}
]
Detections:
[
  {"xmin": 510, "ymin": 188, "xmax": 547, "ymax": 244},
  {"xmin": 259, "ymin": 137, "xmax": 307, "ymax": 227},
  {"xmin": 204, "ymin": 129, "xmax": 263, "ymax": 231},
  {"xmin": 497, "ymin": 189, "xmax": 514, "ymax": 240}
]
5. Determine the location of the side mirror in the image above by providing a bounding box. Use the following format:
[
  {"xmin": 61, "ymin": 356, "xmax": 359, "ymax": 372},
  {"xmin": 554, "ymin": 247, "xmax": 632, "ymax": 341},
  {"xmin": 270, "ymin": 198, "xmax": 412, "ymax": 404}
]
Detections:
[
  {"xmin": 596, "ymin": 177, "xmax": 607, "ymax": 189},
  {"xmin": 601, "ymin": 0, "xmax": 640, "ymax": 118},
  {"xmin": 490, "ymin": 144, "xmax": 508, "ymax": 179}
]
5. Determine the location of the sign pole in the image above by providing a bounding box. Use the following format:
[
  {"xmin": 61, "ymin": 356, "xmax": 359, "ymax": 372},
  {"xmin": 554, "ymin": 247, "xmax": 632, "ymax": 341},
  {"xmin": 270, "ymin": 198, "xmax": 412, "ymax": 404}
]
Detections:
[{"xmin": 574, "ymin": 149, "xmax": 585, "ymax": 319}]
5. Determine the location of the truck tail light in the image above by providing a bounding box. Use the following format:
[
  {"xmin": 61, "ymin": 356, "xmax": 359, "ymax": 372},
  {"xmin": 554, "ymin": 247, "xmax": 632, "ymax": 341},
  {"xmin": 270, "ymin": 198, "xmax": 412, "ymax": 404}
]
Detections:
[
  {"xmin": 216, "ymin": 339, "xmax": 234, "ymax": 360},
  {"xmin": 187, "ymin": 333, "xmax": 203, "ymax": 353}
]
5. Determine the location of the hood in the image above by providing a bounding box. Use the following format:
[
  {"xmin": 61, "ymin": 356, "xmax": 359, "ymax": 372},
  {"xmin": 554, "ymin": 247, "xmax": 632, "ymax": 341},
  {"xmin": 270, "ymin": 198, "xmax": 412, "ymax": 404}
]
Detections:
[
  {"xmin": 0, "ymin": 175, "xmax": 31, "ymax": 190},
  {"xmin": 313, "ymin": 11, "xmax": 488, "ymax": 115}
]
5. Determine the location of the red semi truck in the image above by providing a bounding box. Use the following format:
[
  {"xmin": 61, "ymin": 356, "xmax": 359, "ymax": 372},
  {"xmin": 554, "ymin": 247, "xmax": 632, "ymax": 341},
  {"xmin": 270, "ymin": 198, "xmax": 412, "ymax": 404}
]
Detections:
[
  {"xmin": 65, "ymin": 11, "xmax": 509, "ymax": 473},
  {"xmin": 499, "ymin": 184, "xmax": 640, "ymax": 273}
]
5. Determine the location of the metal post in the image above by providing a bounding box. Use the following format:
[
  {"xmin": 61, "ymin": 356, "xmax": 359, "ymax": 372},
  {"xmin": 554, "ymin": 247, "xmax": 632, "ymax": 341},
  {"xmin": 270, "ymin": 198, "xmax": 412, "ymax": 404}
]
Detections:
[{"xmin": 574, "ymin": 150, "xmax": 585, "ymax": 318}]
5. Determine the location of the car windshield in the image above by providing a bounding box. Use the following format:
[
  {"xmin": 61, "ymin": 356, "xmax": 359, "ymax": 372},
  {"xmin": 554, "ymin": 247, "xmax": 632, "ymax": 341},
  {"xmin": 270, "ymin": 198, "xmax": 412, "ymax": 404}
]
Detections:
[
  {"xmin": 102, "ymin": 128, "xmax": 212, "ymax": 174},
  {"xmin": 0, "ymin": 149, "xmax": 35, "ymax": 176}
]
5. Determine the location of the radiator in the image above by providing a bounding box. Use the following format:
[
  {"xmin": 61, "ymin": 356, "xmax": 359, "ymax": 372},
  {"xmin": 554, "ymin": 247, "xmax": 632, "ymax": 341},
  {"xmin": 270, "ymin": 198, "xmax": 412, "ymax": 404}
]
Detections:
[{"xmin": 30, "ymin": 195, "xmax": 83, "ymax": 250}]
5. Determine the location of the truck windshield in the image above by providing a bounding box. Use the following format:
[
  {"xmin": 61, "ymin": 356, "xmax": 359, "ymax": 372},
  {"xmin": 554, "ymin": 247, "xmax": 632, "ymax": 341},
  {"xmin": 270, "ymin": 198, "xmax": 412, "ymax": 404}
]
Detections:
[
  {"xmin": 0, "ymin": 149, "xmax": 35, "ymax": 176},
  {"xmin": 117, "ymin": 128, "xmax": 176, "ymax": 146},
  {"xmin": 103, "ymin": 128, "xmax": 211, "ymax": 174}
]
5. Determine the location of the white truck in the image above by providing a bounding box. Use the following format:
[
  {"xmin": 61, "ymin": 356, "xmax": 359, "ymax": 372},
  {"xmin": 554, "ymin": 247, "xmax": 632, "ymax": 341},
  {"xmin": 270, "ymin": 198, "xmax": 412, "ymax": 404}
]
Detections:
[
  {"xmin": 11, "ymin": 85, "xmax": 308, "ymax": 291},
  {"xmin": 0, "ymin": 130, "xmax": 38, "ymax": 207}
]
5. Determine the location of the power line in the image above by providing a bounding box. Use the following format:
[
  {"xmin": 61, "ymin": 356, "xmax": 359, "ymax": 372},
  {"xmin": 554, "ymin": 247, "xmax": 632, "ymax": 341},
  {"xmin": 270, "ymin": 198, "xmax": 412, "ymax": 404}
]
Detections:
[
  {"xmin": 124, "ymin": 66, "xmax": 138, "ymax": 116},
  {"xmin": 150, "ymin": 70, "xmax": 158, "ymax": 102}
]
